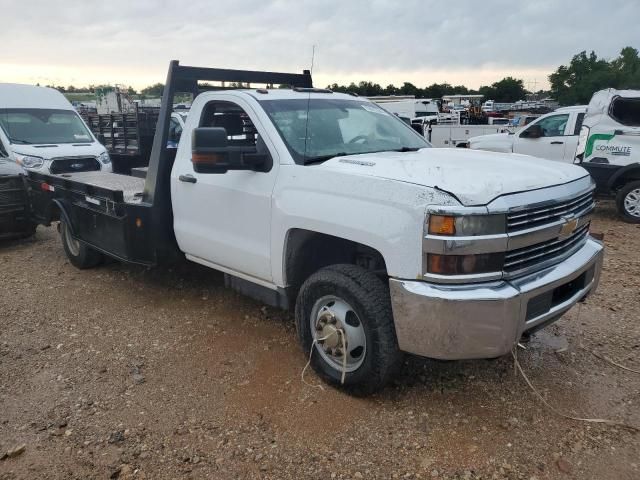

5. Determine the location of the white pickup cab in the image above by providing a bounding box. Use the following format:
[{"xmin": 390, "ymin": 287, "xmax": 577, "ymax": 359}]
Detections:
[{"xmin": 468, "ymin": 106, "xmax": 587, "ymax": 162}]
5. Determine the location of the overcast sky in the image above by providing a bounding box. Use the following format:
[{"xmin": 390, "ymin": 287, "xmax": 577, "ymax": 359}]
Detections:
[{"xmin": 0, "ymin": 0, "xmax": 638, "ymax": 91}]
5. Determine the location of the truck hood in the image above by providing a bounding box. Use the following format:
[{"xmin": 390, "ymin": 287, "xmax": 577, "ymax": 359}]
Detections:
[
  {"xmin": 317, "ymin": 148, "xmax": 589, "ymax": 206},
  {"xmin": 9, "ymin": 142, "xmax": 106, "ymax": 160}
]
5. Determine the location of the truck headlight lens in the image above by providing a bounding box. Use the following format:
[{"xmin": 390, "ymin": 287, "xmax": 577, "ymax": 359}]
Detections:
[
  {"xmin": 15, "ymin": 153, "xmax": 44, "ymax": 169},
  {"xmin": 428, "ymin": 214, "xmax": 505, "ymax": 236},
  {"xmin": 98, "ymin": 152, "xmax": 111, "ymax": 164},
  {"xmin": 426, "ymin": 252, "xmax": 505, "ymax": 275}
]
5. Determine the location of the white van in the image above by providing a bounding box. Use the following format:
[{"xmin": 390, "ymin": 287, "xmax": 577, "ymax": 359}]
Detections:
[
  {"xmin": 575, "ymin": 89, "xmax": 640, "ymax": 222},
  {"xmin": 0, "ymin": 84, "xmax": 111, "ymax": 175}
]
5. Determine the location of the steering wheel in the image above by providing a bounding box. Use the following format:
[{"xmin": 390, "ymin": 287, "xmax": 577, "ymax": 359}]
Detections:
[{"xmin": 348, "ymin": 135, "xmax": 369, "ymax": 144}]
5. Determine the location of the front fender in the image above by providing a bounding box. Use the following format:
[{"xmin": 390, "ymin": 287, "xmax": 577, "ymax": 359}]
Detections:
[{"xmin": 271, "ymin": 166, "xmax": 460, "ymax": 286}]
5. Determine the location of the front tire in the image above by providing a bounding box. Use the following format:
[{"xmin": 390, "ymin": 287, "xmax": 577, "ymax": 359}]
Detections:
[
  {"xmin": 295, "ymin": 264, "xmax": 403, "ymax": 395},
  {"xmin": 615, "ymin": 180, "xmax": 640, "ymax": 223},
  {"xmin": 60, "ymin": 221, "xmax": 103, "ymax": 269}
]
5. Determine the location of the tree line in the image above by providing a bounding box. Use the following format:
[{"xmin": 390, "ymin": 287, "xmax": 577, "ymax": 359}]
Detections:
[{"xmin": 51, "ymin": 47, "xmax": 640, "ymax": 106}]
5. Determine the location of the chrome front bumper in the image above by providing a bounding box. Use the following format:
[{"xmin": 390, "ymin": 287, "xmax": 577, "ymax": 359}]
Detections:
[{"xmin": 389, "ymin": 237, "xmax": 604, "ymax": 360}]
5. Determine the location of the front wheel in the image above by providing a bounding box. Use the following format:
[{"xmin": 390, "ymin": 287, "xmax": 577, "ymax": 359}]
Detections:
[
  {"xmin": 616, "ymin": 180, "xmax": 640, "ymax": 223},
  {"xmin": 60, "ymin": 221, "xmax": 104, "ymax": 269},
  {"xmin": 295, "ymin": 264, "xmax": 403, "ymax": 395}
]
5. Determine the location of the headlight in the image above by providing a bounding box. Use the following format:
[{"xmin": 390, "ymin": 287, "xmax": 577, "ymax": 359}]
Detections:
[
  {"xmin": 428, "ymin": 214, "xmax": 505, "ymax": 236},
  {"xmin": 98, "ymin": 151, "xmax": 111, "ymax": 164},
  {"xmin": 424, "ymin": 213, "xmax": 507, "ymax": 279},
  {"xmin": 15, "ymin": 153, "xmax": 44, "ymax": 169}
]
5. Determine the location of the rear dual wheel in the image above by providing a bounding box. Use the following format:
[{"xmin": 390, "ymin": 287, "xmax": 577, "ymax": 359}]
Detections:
[{"xmin": 60, "ymin": 221, "xmax": 104, "ymax": 269}]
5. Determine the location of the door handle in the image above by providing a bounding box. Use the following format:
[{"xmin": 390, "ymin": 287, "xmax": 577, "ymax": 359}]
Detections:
[
  {"xmin": 179, "ymin": 174, "xmax": 197, "ymax": 184},
  {"xmin": 550, "ymin": 141, "xmax": 564, "ymax": 145}
]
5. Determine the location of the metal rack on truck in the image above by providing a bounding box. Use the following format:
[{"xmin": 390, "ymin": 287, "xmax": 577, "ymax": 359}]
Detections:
[{"xmin": 81, "ymin": 106, "xmax": 160, "ymax": 173}]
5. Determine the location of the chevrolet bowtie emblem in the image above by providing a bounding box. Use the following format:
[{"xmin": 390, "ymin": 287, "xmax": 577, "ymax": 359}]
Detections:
[{"xmin": 559, "ymin": 217, "xmax": 578, "ymax": 238}]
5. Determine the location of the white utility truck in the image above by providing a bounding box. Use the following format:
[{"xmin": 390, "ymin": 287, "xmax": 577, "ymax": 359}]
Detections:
[
  {"xmin": 575, "ymin": 89, "xmax": 640, "ymax": 222},
  {"xmin": 0, "ymin": 84, "xmax": 112, "ymax": 175},
  {"xmin": 468, "ymin": 105, "xmax": 586, "ymax": 161},
  {"xmin": 470, "ymin": 89, "xmax": 640, "ymax": 222},
  {"xmin": 369, "ymin": 96, "xmax": 440, "ymax": 121},
  {"xmin": 27, "ymin": 62, "xmax": 604, "ymax": 394},
  {"xmin": 427, "ymin": 121, "xmax": 514, "ymax": 147}
]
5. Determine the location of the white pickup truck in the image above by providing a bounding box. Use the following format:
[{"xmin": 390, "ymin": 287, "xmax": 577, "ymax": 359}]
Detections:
[
  {"xmin": 28, "ymin": 62, "xmax": 604, "ymax": 394},
  {"xmin": 468, "ymin": 106, "xmax": 586, "ymax": 162},
  {"xmin": 469, "ymin": 90, "xmax": 640, "ymax": 222}
]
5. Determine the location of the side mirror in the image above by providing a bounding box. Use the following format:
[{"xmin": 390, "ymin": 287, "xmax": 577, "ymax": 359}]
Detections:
[
  {"xmin": 191, "ymin": 127, "xmax": 269, "ymax": 174},
  {"xmin": 521, "ymin": 124, "xmax": 542, "ymax": 139}
]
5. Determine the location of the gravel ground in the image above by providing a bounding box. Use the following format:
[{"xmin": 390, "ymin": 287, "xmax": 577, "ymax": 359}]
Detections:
[{"xmin": 1, "ymin": 200, "xmax": 638, "ymax": 480}]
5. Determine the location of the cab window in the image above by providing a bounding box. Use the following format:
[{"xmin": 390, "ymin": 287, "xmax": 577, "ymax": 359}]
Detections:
[
  {"xmin": 0, "ymin": 139, "xmax": 7, "ymax": 157},
  {"xmin": 199, "ymin": 101, "xmax": 257, "ymax": 147},
  {"xmin": 573, "ymin": 113, "xmax": 585, "ymax": 135},
  {"xmin": 195, "ymin": 100, "xmax": 272, "ymax": 173},
  {"xmin": 168, "ymin": 117, "xmax": 183, "ymax": 144},
  {"xmin": 528, "ymin": 114, "xmax": 569, "ymax": 137},
  {"xmin": 610, "ymin": 97, "xmax": 640, "ymax": 127}
]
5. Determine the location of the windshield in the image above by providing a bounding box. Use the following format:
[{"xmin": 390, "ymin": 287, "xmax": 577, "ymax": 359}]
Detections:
[
  {"xmin": 0, "ymin": 108, "xmax": 94, "ymax": 145},
  {"xmin": 259, "ymin": 98, "xmax": 429, "ymax": 164}
]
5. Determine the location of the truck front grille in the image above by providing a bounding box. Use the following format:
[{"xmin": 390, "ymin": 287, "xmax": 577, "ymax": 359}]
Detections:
[
  {"xmin": 507, "ymin": 190, "xmax": 594, "ymax": 232},
  {"xmin": 504, "ymin": 223, "xmax": 589, "ymax": 276},
  {"xmin": 50, "ymin": 157, "xmax": 101, "ymax": 174}
]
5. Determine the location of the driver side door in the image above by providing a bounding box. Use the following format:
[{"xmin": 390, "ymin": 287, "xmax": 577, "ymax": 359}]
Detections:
[
  {"xmin": 515, "ymin": 113, "xmax": 570, "ymax": 161},
  {"xmin": 171, "ymin": 97, "xmax": 278, "ymax": 283}
]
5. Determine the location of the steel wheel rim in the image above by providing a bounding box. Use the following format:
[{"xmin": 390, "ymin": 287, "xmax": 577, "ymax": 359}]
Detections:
[
  {"xmin": 64, "ymin": 223, "xmax": 80, "ymax": 256},
  {"xmin": 624, "ymin": 188, "xmax": 640, "ymax": 218},
  {"xmin": 310, "ymin": 295, "xmax": 367, "ymax": 373}
]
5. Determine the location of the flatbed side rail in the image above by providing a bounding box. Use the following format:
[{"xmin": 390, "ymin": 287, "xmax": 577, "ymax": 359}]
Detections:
[{"xmin": 27, "ymin": 171, "xmax": 125, "ymax": 203}]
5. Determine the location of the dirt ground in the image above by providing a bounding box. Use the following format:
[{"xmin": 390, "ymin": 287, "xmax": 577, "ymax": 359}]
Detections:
[{"xmin": 1, "ymin": 200, "xmax": 638, "ymax": 480}]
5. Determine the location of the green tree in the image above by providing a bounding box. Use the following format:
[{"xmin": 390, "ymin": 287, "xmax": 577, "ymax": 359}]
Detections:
[
  {"xmin": 357, "ymin": 81, "xmax": 384, "ymax": 96},
  {"xmin": 140, "ymin": 83, "xmax": 165, "ymax": 98},
  {"xmin": 611, "ymin": 46, "xmax": 640, "ymax": 89},
  {"xmin": 478, "ymin": 77, "xmax": 527, "ymax": 103},
  {"xmin": 423, "ymin": 83, "xmax": 452, "ymax": 98},
  {"xmin": 549, "ymin": 48, "xmax": 639, "ymax": 105}
]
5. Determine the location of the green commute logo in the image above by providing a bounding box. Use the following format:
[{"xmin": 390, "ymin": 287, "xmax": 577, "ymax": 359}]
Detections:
[
  {"xmin": 585, "ymin": 133, "xmax": 631, "ymax": 158},
  {"xmin": 595, "ymin": 144, "xmax": 631, "ymax": 156}
]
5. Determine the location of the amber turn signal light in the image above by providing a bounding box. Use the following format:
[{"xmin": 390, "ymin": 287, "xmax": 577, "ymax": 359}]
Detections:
[{"xmin": 428, "ymin": 215, "xmax": 456, "ymax": 235}]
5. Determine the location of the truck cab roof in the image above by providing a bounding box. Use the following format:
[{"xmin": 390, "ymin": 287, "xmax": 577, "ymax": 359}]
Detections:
[
  {"xmin": 555, "ymin": 105, "xmax": 587, "ymax": 113},
  {"xmin": 225, "ymin": 89, "xmax": 359, "ymax": 103}
]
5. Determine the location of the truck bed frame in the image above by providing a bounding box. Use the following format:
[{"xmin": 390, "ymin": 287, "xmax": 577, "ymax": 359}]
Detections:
[{"xmin": 27, "ymin": 61, "xmax": 312, "ymax": 265}]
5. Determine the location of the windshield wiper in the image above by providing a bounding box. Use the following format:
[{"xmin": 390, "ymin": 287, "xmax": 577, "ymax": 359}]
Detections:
[
  {"xmin": 393, "ymin": 146, "xmax": 421, "ymax": 152},
  {"xmin": 11, "ymin": 139, "xmax": 33, "ymax": 145},
  {"xmin": 303, "ymin": 152, "xmax": 349, "ymax": 165}
]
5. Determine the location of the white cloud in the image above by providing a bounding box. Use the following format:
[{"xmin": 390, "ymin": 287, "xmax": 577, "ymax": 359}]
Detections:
[{"xmin": 0, "ymin": 0, "xmax": 638, "ymax": 89}]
